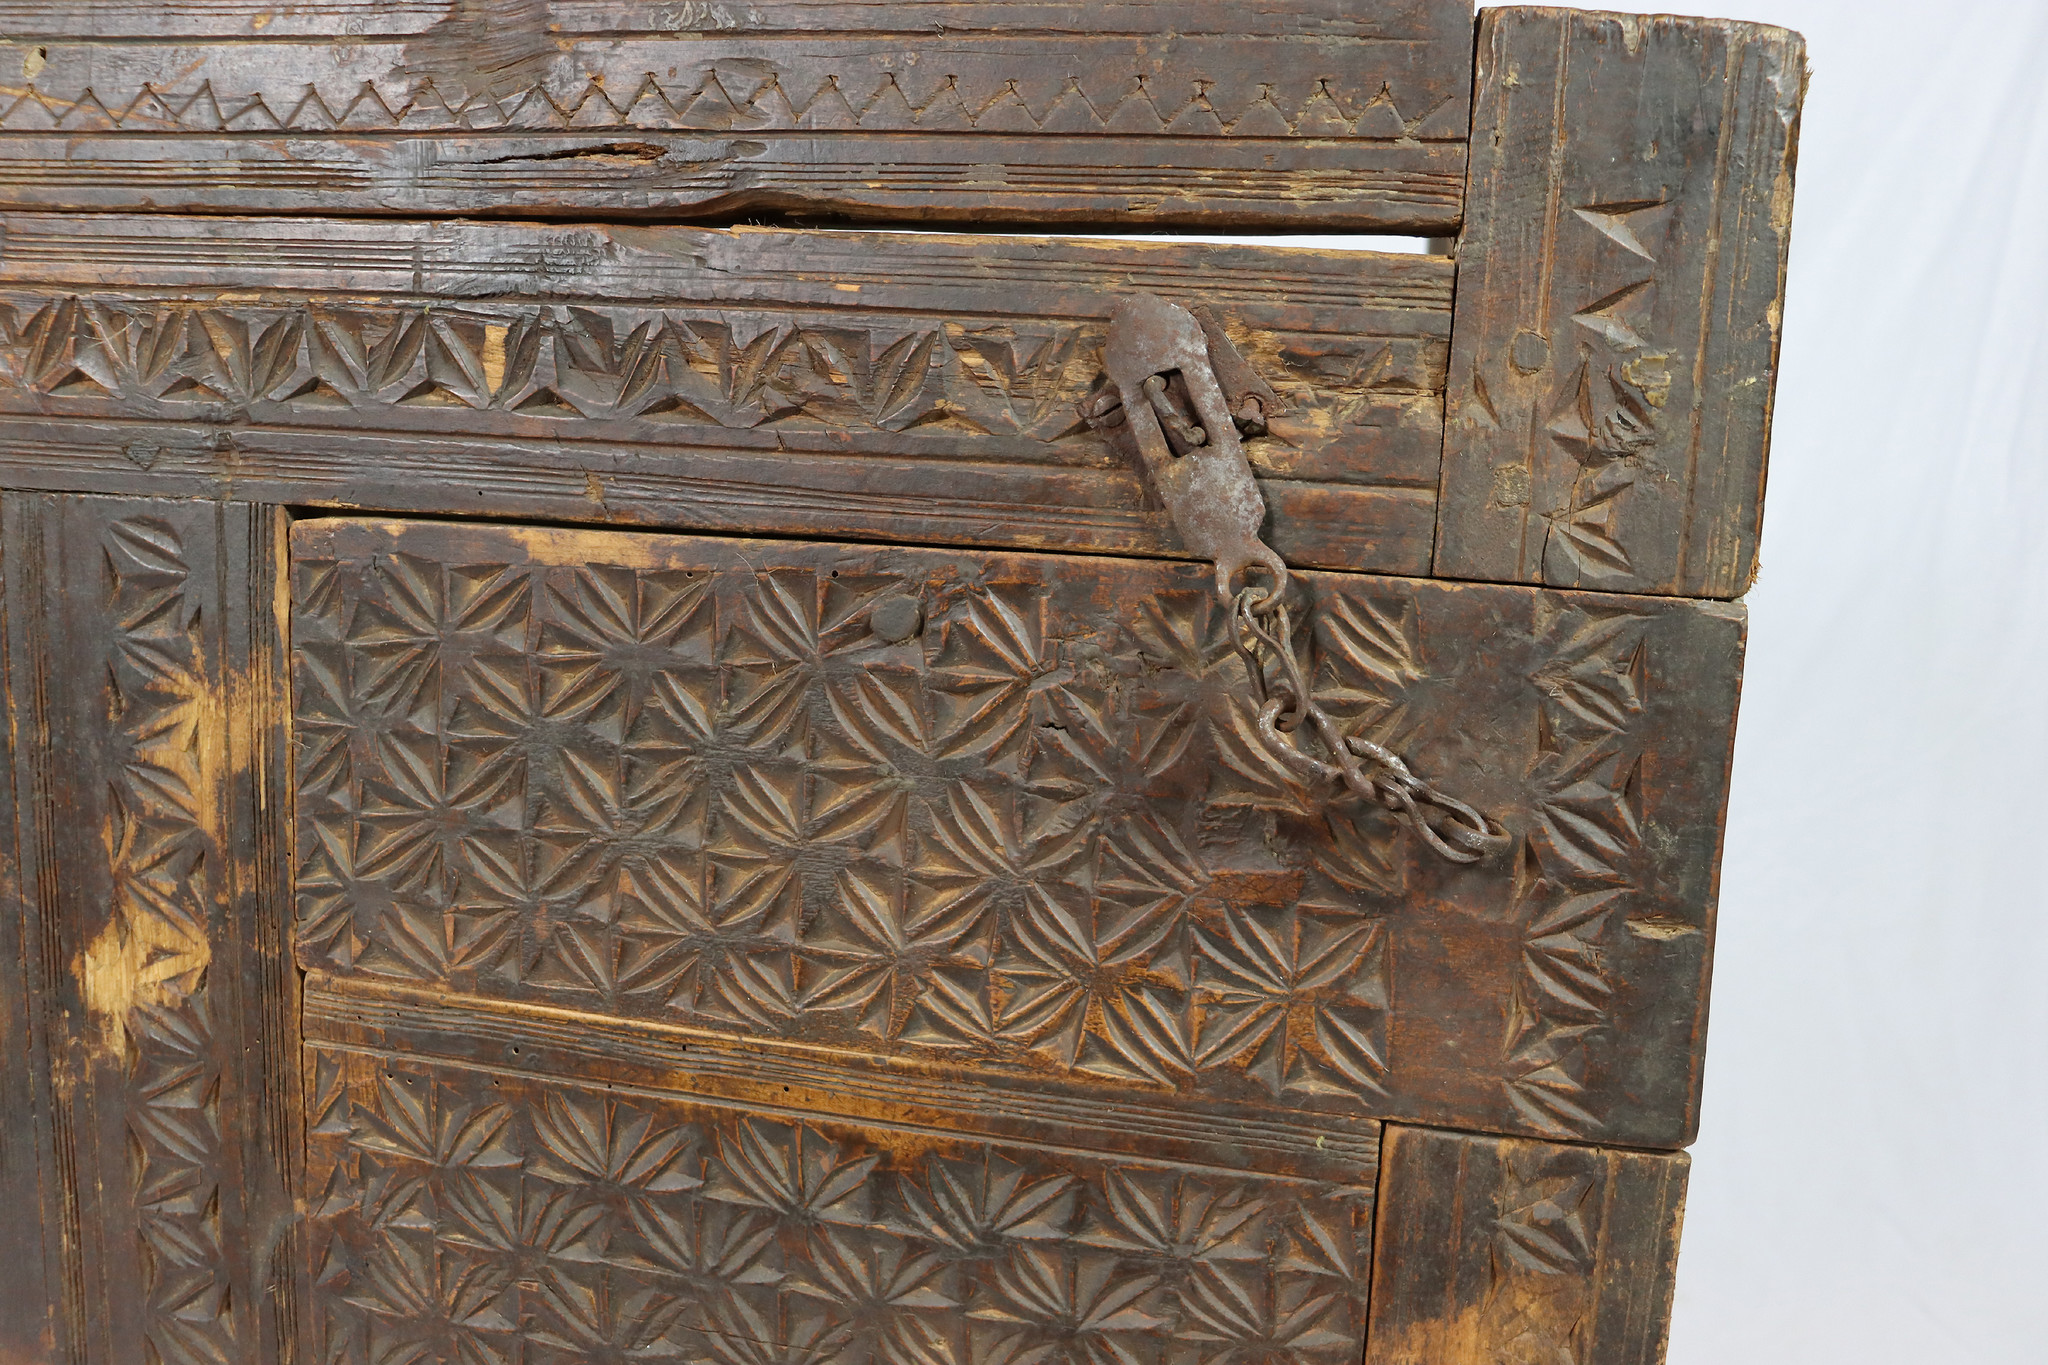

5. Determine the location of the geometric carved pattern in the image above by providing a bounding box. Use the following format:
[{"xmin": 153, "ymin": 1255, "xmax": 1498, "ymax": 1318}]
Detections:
[
  {"xmin": 102, "ymin": 516, "xmax": 238, "ymax": 1365},
  {"xmin": 292, "ymin": 541, "xmax": 1396, "ymax": 1110},
  {"xmin": 1434, "ymin": 10, "xmax": 1804, "ymax": 597},
  {"xmin": 305, "ymin": 1049, "xmax": 1376, "ymax": 1365},
  {"xmin": 1505, "ymin": 607, "xmax": 1656, "ymax": 1137},
  {"xmin": 0, "ymin": 292, "xmax": 1436, "ymax": 455},
  {"xmin": 292, "ymin": 520, "xmax": 1743, "ymax": 1146},
  {"xmin": 0, "ymin": 61, "xmax": 1450, "ymax": 142},
  {"xmin": 0, "ymin": 4, "xmax": 1475, "ymax": 227},
  {"xmin": 0, "ymin": 216, "xmax": 1453, "ymax": 575},
  {"xmin": 1364, "ymin": 1125, "xmax": 1689, "ymax": 1365}
]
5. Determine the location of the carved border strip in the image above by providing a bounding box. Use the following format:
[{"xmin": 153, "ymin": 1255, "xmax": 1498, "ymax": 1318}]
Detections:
[
  {"xmin": 0, "ymin": 494, "xmax": 297, "ymax": 1365},
  {"xmin": 0, "ymin": 1, "xmax": 1474, "ymax": 228},
  {"xmin": 1434, "ymin": 9, "xmax": 1804, "ymax": 598},
  {"xmin": 0, "ymin": 215, "xmax": 1453, "ymax": 577}
]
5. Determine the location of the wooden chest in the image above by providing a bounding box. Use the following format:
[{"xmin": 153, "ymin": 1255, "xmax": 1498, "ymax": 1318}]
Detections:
[{"xmin": 0, "ymin": 5, "xmax": 1802, "ymax": 1362}]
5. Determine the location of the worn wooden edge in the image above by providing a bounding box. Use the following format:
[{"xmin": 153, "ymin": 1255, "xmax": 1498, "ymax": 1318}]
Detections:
[
  {"xmin": 0, "ymin": 213, "xmax": 1457, "ymax": 327},
  {"xmin": 0, "ymin": 137, "xmax": 1470, "ymax": 234},
  {"xmin": 0, "ymin": 492, "xmax": 301, "ymax": 1363},
  {"xmin": 1432, "ymin": 6, "xmax": 1806, "ymax": 599},
  {"xmin": 302, "ymin": 971, "xmax": 1387, "ymax": 1186},
  {"xmin": 1364, "ymin": 1124, "xmax": 1690, "ymax": 1365},
  {"xmin": 0, "ymin": 498, "xmax": 64, "ymax": 1362},
  {"xmin": 246, "ymin": 503, "xmax": 306, "ymax": 1355},
  {"xmin": 0, "ymin": 213, "xmax": 1455, "ymax": 577},
  {"xmin": 0, "ymin": 1, "xmax": 1474, "ymax": 229},
  {"xmin": 0, "ymin": 0, "xmax": 1462, "ymax": 43},
  {"xmin": 0, "ymin": 420, "xmax": 1443, "ymax": 578}
]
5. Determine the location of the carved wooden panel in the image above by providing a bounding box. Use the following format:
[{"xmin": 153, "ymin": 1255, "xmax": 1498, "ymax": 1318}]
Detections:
[
  {"xmin": 1433, "ymin": 8, "xmax": 1805, "ymax": 599},
  {"xmin": 291, "ymin": 517, "xmax": 1743, "ymax": 1149},
  {"xmin": 0, "ymin": 214, "xmax": 1451, "ymax": 576},
  {"xmin": 0, "ymin": 0, "xmax": 1472, "ymax": 229},
  {"xmin": 300, "ymin": 1044, "xmax": 1379, "ymax": 1365},
  {"xmin": 0, "ymin": 493, "xmax": 298, "ymax": 1365},
  {"xmin": 1365, "ymin": 1124, "xmax": 1688, "ymax": 1365}
]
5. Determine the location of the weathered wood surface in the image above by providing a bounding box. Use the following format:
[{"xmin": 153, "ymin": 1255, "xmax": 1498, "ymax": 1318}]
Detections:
[
  {"xmin": 0, "ymin": 565, "xmax": 50, "ymax": 1365},
  {"xmin": 1433, "ymin": 7, "xmax": 1805, "ymax": 599},
  {"xmin": 0, "ymin": 494, "xmax": 299, "ymax": 1365},
  {"xmin": 0, "ymin": 214, "xmax": 1452, "ymax": 576},
  {"xmin": 292, "ymin": 517, "xmax": 1744, "ymax": 1149},
  {"xmin": 1365, "ymin": 1124, "xmax": 1689, "ymax": 1365},
  {"xmin": 297, "ymin": 1037, "xmax": 1381, "ymax": 1365},
  {"xmin": 0, "ymin": 6, "xmax": 1805, "ymax": 1353},
  {"xmin": 0, "ymin": 0, "xmax": 1472, "ymax": 229}
]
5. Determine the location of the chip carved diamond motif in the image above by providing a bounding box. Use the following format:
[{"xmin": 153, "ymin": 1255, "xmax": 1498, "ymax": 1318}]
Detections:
[
  {"xmin": 306, "ymin": 1051, "xmax": 1374, "ymax": 1365},
  {"xmin": 0, "ymin": 294, "xmax": 1416, "ymax": 457},
  {"xmin": 97, "ymin": 516, "xmax": 240, "ymax": 1365},
  {"xmin": 293, "ymin": 524, "xmax": 1709, "ymax": 1139}
]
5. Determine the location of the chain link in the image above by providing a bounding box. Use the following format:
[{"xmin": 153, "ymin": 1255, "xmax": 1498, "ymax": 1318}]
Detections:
[
  {"xmin": 1231, "ymin": 586, "xmax": 1510, "ymax": 865},
  {"xmin": 1084, "ymin": 289, "xmax": 1508, "ymax": 868}
]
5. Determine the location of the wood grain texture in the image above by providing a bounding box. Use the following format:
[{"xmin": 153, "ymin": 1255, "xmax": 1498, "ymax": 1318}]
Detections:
[
  {"xmin": 0, "ymin": 9, "xmax": 1792, "ymax": 1348},
  {"xmin": 1433, "ymin": 7, "xmax": 1805, "ymax": 598},
  {"xmin": 299, "ymin": 1040, "xmax": 1380, "ymax": 1365},
  {"xmin": 0, "ymin": 214, "xmax": 1451, "ymax": 576},
  {"xmin": 1365, "ymin": 1124, "xmax": 1688, "ymax": 1365},
  {"xmin": 0, "ymin": 494, "xmax": 299, "ymax": 1365},
  {"xmin": 305, "ymin": 972, "xmax": 1383, "ymax": 1177},
  {"xmin": 0, "ymin": 519, "xmax": 57, "ymax": 1365},
  {"xmin": 291, "ymin": 517, "xmax": 1744, "ymax": 1149},
  {"xmin": 0, "ymin": 0, "xmax": 1472, "ymax": 229}
]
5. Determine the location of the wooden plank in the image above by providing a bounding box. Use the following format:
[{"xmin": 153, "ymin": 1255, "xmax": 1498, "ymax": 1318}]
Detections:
[
  {"xmin": 305, "ymin": 972, "xmax": 1385, "ymax": 1181},
  {"xmin": 0, "ymin": 518, "xmax": 58, "ymax": 1365},
  {"xmin": 1433, "ymin": 7, "xmax": 1806, "ymax": 598},
  {"xmin": 0, "ymin": 214, "xmax": 1452, "ymax": 576},
  {"xmin": 290, "ymin": 517, "xmax": 1744, "ymax": 1148},
  {"xmin": 1365, "ymin": 1124, "xmax": 1688, "ymax": 1365},
  {"xmin": 298, "ymin": 1039, "xmax": 1380, "ymax": 1364},
  {"xmin": 0, "ymin": 1, "xmax": 1473, "ymax": 230},
  {"xmin": 0, "ymin": 494, "xmax": 298, "ymax": 1365}
]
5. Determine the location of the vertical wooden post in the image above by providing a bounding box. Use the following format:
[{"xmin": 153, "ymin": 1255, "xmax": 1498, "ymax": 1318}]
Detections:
[
  {"xmin": 0, "ymin": 495, "xmax": 298, "ymax": 1365},
  {"xmin": 1366, "ymin": 1124, "xmax": 1690, "ymax": 1365},
  {"xmin": 1435, "ymin": 7, "xmax": 1805, "ymax": 598}
]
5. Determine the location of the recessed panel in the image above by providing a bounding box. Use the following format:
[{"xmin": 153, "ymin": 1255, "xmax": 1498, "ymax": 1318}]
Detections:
[{"xmin": 290, "ymin": 517, "xmax": 1743, "ymax": 1147}]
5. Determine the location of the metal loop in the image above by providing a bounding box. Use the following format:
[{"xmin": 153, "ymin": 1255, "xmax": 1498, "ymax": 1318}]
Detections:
[
  {"xmin": 1233, "ymin": 587, "xmax": 1508, "ymax": 866},
  {"xmin": 1096, "ymin": 290, "xmax": 1504, "ymax": 871}
]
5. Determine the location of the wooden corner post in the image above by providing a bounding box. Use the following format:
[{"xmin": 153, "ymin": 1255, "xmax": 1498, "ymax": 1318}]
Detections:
[{"xmin": 1435, "ymin": 7, "xmax": 1806, "ymax": 598}]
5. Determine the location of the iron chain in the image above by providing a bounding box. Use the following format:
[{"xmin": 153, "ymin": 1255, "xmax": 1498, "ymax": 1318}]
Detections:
[
  {"xmin": 1089, "ymin": 290, "xmax": 1507, "ymax": 867},
  {"xmin": 1230, "ymin": 584, "xmax": 1509, "ymax": 865}
]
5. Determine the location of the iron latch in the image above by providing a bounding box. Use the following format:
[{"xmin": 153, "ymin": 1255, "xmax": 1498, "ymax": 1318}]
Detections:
[
  {"xmin": 1084, "ymin": 294, "xmax": 1509, "ymax": 866},
  {"xmin": 1082, "ymin": 294, "xmax": 1289, "ymax": 606}
]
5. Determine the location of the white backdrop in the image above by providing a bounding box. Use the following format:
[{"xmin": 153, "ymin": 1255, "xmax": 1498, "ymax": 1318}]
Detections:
[
  {"xmin": 1656, "ymin": 2, "xmax": 2048, "ymax": 1360},
  {"xmin": 1078, "ymin": 4, "xmax": 2048, "ymax": 1357}
]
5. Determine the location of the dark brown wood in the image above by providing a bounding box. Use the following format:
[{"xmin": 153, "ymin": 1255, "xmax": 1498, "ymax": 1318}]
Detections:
[
  {"xmin": 298, "ymin": 1039, "xmax": 1381, "ymax": 1363},
  {"xmin": 1365, "ymin": 1124, "xmax": 1688, "ymax": 1365},
  {"xmin": 0, "ymin": 213, "xmax": 1450, "ymax": 576},
  {"xmin": 291, "ymin": 516, "xmax": 1742, "ymax": 1150},
  {"xmin": 0, "ymin": 0, "xmax": 1473, "ymax": 230},
  {"xmin": 0, "ymin": 494, "xmax": 299, "ymax": 1365},
  {"xmin": 0, "ymin": 533, "xmax": 55, "ymax": 1365},
  {"xmin": 0, "ymin": 6, "xmax": 1808, "ymax": 1356},
  {"xmin": 1433, "ymin": 8, "xmax": 1805, "ymax": 598}
]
